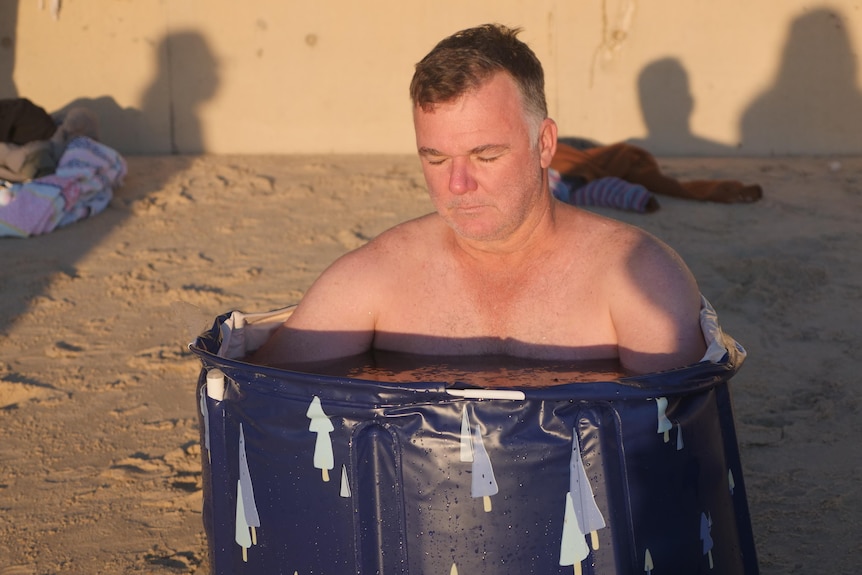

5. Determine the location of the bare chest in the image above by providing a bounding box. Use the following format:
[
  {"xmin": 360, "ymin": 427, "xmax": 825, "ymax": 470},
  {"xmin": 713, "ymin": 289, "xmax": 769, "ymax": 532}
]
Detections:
[{"xmin": 374, "ymin": 258, "xmax": 615, "ymax": 358}]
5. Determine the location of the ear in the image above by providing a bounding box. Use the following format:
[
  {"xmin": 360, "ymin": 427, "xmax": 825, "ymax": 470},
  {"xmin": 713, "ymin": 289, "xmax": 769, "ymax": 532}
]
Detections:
[{"xmin": 538, "ymin": 118, "xmax": 558, "ymax": 169}]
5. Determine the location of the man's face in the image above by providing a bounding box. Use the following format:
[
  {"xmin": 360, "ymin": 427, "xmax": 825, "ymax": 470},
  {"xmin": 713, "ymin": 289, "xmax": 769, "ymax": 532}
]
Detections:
[{"xmin": 413, "ymin": 73, "xmax": 555, "ymax": 245}]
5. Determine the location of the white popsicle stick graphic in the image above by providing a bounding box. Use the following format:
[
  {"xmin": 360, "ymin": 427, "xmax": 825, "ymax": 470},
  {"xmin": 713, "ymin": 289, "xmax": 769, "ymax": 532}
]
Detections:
[
  {"xmin": 199, "ymin": 386, "xmax": 210, "ymax": 462},
  {"xmin": 235, "ymin": 480, "xmax": 252, "ymax": 562},
  {"xmin": 569, "ymin": 433, "xmax": 606, "ymax": 551},
  {"xmin": 700, "ymin": 512, "xmax": 714, "ymax": 569},
  {"xmin": 559, "ymin": 491, "xmax": 590, "ymax": 575},
  {"xmin": 460, "ymin": 405, "xmax": 473, "ymax": 462},
  {"xmin": 238, "ymin": 424, "xmax": 260, "ymax": 544},
  {"xmin": 656, "ymin": 397, "xmax": 672, "ymax": 442},
  {"xmin": 470, "ymin": 425, "xmax": 498, "ymax": 512},
  {"xmin": 306, "ymin": 396, "xmax": 334, "ymax": 481},
  {"xmin": 340, "ymin": 464, "xmax": 351, "ymax": 498}
]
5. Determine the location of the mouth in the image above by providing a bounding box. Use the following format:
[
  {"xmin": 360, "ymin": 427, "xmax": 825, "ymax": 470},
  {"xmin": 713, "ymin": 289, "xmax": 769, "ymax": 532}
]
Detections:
[{"xmin": 450, "ymin": 203, "xmax": 488, "ymax": 213}]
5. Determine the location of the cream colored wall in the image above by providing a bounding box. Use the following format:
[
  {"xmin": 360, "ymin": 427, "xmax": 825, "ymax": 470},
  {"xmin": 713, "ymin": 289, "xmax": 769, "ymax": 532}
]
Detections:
[{"xmin": 3, "ymin": 0, "xmax": 861, "ymax": 155}]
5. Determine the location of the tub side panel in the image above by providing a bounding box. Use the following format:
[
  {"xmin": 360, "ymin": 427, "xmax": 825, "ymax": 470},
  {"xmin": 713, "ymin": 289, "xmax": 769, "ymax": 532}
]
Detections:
[
  {"xmin": 194, "ymin": 346, "xmax": 757, "ymax": 574},
  {"xmin": 204, "ymin": 373, "xmax": 360, "ymax": 573},
  {"xmin": 621, "ymin": 387, "xmax": 754, "ymax": 574}
]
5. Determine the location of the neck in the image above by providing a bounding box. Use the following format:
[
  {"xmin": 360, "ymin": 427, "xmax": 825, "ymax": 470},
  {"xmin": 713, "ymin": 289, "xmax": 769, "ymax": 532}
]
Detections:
[{"xmin": 452, "ymin": 186, "xmax": 558, "ymax": 269}]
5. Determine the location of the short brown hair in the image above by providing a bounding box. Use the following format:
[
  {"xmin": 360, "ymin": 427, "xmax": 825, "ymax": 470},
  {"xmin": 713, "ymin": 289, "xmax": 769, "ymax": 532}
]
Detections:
[{"xmin": 410, "ymin": 24, "xmax": 548, "ymax": 122}]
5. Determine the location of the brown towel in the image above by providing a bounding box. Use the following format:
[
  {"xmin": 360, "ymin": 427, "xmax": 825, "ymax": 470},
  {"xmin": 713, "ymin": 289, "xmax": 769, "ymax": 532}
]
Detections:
[{"xmin": 551, "ymin": 142, "xmax": 762, "ymax": 204}]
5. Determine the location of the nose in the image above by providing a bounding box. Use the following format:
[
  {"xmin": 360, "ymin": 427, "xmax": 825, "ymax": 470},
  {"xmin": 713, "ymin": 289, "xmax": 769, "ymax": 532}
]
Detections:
[{"xmin": 448, "ymin": 157, "xmax": 478, "ymax": 195}]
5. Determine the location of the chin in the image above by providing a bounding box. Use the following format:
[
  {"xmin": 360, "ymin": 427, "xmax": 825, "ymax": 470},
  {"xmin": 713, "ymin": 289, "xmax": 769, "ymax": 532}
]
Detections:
[
  {"xmin": 451, "ymin": 223, "xmax": 505, "ymax": 242},
  {"xmin": 445, "ymin": 216, "xmax": 504, "ymax": 241}
]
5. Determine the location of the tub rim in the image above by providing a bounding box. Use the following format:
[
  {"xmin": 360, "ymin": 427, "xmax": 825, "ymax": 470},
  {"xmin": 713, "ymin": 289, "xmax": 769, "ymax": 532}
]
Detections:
[{"xmin": 190, "ymin": 309, "xmax": 745, "ymax": 405}]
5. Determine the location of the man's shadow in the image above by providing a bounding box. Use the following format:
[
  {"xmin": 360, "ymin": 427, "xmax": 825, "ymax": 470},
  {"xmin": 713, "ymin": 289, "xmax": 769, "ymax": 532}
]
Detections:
[
  {"xmin": 53, "ymin": 30, "xmax": 219, "ymax": 155},
  {"xmin": 739, "ymin": 7, "xmax": 862, "ymax": 155},
  {"xmin": 626, "ymin": 57, "xmax": 737, "ymax": 156},
  {"xmin": 1, "ymin": 30, "xmax": 220, "ymax": 339}
]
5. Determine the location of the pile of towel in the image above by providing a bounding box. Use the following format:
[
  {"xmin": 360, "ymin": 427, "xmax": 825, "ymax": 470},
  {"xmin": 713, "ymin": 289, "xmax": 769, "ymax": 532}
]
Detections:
[
  {"xmin": 1, "ymin": 136, "xmax": 126, "ymax": 237},
  {"xmin": 551, "ymin": 140, "xmax": 763, "ymax": 213},
  {"xmin": 0, "ymin": 98, "xmax": 126, "ymax": 238}
]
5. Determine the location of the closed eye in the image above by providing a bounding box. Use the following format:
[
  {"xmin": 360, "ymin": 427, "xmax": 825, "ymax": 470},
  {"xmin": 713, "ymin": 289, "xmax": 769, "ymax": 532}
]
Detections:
[
  {"xmin": 472, "ymin": 144, "xmax": 508, "ymax": 164},
  {"xmin": 418, "ymin": 147, "xmax": 448, "ymax": 166}
]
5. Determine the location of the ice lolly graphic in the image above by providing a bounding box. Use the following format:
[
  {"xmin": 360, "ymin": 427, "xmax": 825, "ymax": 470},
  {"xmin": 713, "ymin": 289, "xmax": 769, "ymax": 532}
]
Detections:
[
  {"xmin": 306, "ymin": 396, "xmax": 335, "ymax": 481},
  {"xmin": 559, "ymin": 491, "xmax": 590, "ymax": 575},
  {"xmin": 235, "ymin": 479, "xmax": 253, "ymax": 562},
  {"xmin": 644, "ymin": 548, "xmax": 654, "ymax": 574},
  {"xmin": 238, "ymin": 424, "xmax": 261, "ymax": 544},
  {"xmin": 700, "ymin": 512, "xmax": 714, "ymax": 569},
  {"xmin": 656, "ymin": 397, "xmax": 672, "ymax": 442},
  {"xmin": 470, "ymin": 425, "xmax": 498, "ymax": 512},
  {"xmin": 460, "ymin": 405, "xmax": 473, "ymax": 462},
  {"xmin": 199, "ymin": 386, "xmax": 210, "ymax": 462},
  {"xmin": 340, "ymin": 464, "xmax": 351, "ymax": 498},
  {"xmin": 569, "ymin": 433, "xmax": 606, "ymax": 550}
]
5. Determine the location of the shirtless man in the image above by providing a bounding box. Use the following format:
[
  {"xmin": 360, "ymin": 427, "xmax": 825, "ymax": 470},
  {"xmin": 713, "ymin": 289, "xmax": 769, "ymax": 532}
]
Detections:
[{"xmin": 252, "ymin": 24, "xmax": 706, "ymax": 375}]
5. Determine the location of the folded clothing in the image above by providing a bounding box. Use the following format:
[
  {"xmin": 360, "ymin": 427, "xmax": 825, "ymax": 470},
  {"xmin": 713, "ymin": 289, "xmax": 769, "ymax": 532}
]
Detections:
[
  {"xmin": 551, "ymin": 169, "xmax": 659, "ymax": 213},
  {"xmin": 551, "ymin": 141, "xmax": 763, "ymax": 205},
  {"xmin": 0, "ymin": 136, "xmax": 126, "ymax": 238}
]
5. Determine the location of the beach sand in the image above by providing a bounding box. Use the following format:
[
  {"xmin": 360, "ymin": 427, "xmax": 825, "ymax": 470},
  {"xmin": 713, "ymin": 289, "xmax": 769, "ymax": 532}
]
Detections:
[{"xmin": 1, "ymin": 154, "xmax": 859, "ymax": 573}]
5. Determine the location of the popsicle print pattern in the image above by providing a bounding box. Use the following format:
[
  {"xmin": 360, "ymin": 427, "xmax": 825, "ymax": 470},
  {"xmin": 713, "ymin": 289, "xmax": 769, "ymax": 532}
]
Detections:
[
  {"xmin": 656, "ymin": 397, "xmax": 673, "ymax": 442},
  {"xmin": 568, "ymin": 430, "xmax": 606, "ymax": 552},
  {"xmin": 306, "ymin": 396, "xmax": 334, "ymax": 482},
  {"xmin": 238, "ymin": 424, "xmax": 261, "ymax": 545},
  {"xmin": 559, "ymin": 491, "xmax": 591, "ymax": 575},
  {"xmin": 470, "ymin": 425, "xmax": 498, "ymax": 512}
]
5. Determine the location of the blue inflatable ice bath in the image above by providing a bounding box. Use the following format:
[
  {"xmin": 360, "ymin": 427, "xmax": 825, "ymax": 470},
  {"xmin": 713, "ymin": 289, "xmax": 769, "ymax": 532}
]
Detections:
[{"xmin": 192, "ymin": 300, "xmax": 759, "ymax": 574}]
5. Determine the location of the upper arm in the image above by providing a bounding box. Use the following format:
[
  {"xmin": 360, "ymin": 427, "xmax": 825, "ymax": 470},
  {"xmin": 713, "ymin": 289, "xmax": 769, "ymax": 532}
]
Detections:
[
  {"xmin": 251, "ymin": 248, "xmax": 381, "ymax": 366},
  {"xmin": 609, "ymin": 231, "xmax": 706, "ymax": 374}
]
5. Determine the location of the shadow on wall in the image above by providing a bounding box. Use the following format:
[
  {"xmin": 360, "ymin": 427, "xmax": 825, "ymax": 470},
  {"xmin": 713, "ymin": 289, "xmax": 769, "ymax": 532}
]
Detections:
[
  {"xmin": 1, "ymin": 32, "xmax": 218, "ymax": 337},
  {"xmin": 625, "ymin": 6, "xmax": 862, "ymax": 157},
  {"xmin": 739, "ymin": 7, "xmax": 862, "ymax": 155},
  {"xmin": 53, "ymin": 30, "xmax": 220, "ymax": 155},
  {"xmin": 626, "ymin": 58, "xmax": 738, "ymax": 157},
  {"xmin": 0, "ymin": 1, "xmax": 18, "ymax": 98}
]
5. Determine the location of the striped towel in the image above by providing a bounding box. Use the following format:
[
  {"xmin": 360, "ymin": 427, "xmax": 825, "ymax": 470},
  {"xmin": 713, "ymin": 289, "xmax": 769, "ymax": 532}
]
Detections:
[
  {"xmin": 0, "ymin": 136, "xmax": 126, "ymax": 237},
  {"xmin": 550, "ymin": 169, "xmax": 657, "ymax": 213}
]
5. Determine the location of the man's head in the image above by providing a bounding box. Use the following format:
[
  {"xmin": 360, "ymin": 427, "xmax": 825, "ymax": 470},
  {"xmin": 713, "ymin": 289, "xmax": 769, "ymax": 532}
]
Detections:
[
  {"xmin": 410, "ymin": 24, "xmax": 548, "ymax": 131},
  {"xmin": 409, "ymin": 26, "xmax": 558, "ymax": 246}
]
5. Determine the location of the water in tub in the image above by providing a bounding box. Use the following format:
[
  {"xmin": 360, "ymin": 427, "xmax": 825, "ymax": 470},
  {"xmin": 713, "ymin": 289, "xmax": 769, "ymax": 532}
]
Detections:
[{"xmin": 263, "ymin": 350, "xmax": 626, "ymax": 387}]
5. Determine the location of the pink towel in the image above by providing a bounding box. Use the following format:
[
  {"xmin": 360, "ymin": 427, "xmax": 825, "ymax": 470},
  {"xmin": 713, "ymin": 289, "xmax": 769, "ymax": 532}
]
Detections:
[{"xmin": 0, "ymin": 137, "xmax": 126, "ymax": 237}]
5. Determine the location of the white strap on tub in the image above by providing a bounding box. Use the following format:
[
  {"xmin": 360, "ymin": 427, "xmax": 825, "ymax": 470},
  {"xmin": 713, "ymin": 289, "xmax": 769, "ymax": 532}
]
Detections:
[{"xmin": 446, "ymin": 389, "xmax": 527, "ymax": 400}]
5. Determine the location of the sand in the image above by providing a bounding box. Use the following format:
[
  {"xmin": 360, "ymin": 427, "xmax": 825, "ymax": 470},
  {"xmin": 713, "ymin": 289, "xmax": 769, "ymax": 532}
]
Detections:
[{"xmin": 0, "ymin": 154, "xmax": 859, "ymax": 573}]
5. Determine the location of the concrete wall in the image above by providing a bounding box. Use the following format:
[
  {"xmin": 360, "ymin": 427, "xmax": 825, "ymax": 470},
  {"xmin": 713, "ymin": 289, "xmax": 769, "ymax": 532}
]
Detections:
[{"xmin": 2, "ymin": 1, "xmax": 860, "ymax": 156}]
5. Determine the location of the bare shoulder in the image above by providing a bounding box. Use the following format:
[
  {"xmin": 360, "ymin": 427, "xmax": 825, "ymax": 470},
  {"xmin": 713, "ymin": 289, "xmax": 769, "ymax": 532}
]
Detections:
[
  {"xmin": 319, "ymin": 212, "xmax": 438, "ymax": 268},
  {"xmin": 562, "ymin": 207, "xmax": 706, "ymax": 373},
  {"xmin": 357, "ymin": 213, "xmax": 444, "ymax": 259},
  {"xmin": 555, "ymin": 206, "xmax": 664, "ymax": 270},
  {"xmin": 287, "ymin": 213, "xmax": 443, "ymax": 325},
  {"xmin": 251, "ymin": 214, "xmax": 442, "ymax": 365}
]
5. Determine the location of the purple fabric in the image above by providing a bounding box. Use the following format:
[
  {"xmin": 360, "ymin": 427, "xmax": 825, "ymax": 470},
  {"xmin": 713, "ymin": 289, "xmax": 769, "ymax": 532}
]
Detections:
[
  {"xmin": 0, "ymin": 137, "xmax": 125, "ymax": 237},
  {"xmin": 551, "ymin": 169, "xmax": 657, "ymax": 213}
]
